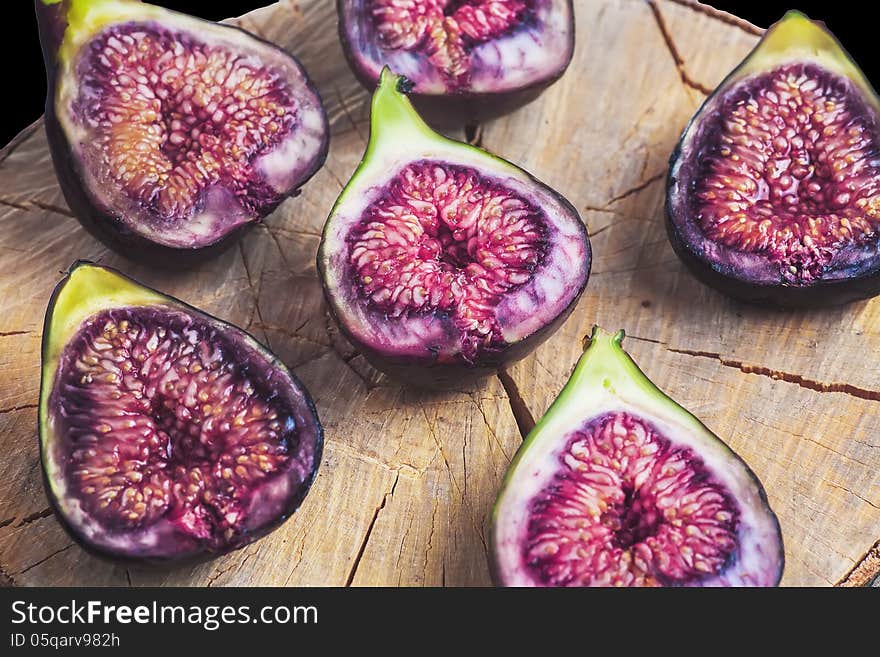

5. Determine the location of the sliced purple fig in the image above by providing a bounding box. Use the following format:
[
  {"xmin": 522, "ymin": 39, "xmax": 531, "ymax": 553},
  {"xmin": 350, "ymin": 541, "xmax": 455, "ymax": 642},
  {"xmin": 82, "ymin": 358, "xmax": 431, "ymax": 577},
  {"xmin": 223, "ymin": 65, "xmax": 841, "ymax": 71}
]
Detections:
[
  {"xmin": 338, "ymin": 0, "xmax": 574, "ymax": 124},
  {"xmin": 490, "ymin": 328, "xmax": 784, "ymax": 587},
  {"xmin": 317, "ymin": 69, "xmax": 590, "ymax": 387},
  {"xmin": 36, "ymin": 0, "xmax": 328, "ymax": 260},
  {"xmin": 667, "ymin": 11, "xmax": 880, "ymax": 306},
  {"xmin": 39, "ymin": 262, "xmax": 323, "ymax": 561}
]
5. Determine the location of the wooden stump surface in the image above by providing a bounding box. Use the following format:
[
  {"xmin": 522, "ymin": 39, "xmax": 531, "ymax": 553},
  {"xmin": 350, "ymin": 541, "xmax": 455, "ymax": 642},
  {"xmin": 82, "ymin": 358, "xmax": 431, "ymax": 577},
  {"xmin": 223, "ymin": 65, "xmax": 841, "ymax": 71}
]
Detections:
[{"xmin": 0, "ymin": 0, "xmax": 878, "ymax": 587}]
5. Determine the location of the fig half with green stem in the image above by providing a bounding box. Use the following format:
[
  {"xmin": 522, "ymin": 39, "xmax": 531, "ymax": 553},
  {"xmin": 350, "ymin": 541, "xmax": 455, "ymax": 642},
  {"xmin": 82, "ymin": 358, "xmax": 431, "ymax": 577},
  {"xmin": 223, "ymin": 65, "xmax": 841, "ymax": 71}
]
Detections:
[
  {"xmin": 36, "ymin": 0, "xmax": 328, "ymax": 261},
  {"xmin": 317, "ymin": 68, "xmax": 591, "ymax": 388},
  {"xmin": 490, "ymin": 327, "xmax": 784, "ymax": 587},
  {"xmin": 40, "ymin": 262, "xmax": 323, "ymax": 561},
  {"xmin": 667, "ymin": 11, "xmax": 880, "ymax": 306}
]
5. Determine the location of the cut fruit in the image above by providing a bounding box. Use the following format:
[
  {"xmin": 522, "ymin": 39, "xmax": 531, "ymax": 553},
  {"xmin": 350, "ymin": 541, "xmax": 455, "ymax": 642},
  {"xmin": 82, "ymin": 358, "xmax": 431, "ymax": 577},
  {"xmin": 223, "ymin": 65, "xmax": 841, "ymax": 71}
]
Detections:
[
  {"xmin": 490, "ymin": 328, "xmax": 784, "ymax": 587},
  {"xmin": 39, "ymin": 262, "xmax": 323, "ymax": 561},
  {"xmin": 667, "ymin": 11, "xmax": 880, "ymax": 306},
  {"xmin": 338, "ymin": 0, "xmax": 575, "ymax": 124},
  {"xmin": 317, "ymin": 68, "xmax": 591, "ymax": 387},
  {"xmin": 36, "ymin": 0, "xmax": 328, "ymax": 259}
]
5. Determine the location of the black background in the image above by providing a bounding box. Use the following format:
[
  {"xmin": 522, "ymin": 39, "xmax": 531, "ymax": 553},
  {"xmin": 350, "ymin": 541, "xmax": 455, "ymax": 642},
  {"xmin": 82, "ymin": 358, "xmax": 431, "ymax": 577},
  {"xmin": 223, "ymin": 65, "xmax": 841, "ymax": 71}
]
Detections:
[{"xmin": 4, "ymin": 1, "xmax": 876, "ymax": 145}]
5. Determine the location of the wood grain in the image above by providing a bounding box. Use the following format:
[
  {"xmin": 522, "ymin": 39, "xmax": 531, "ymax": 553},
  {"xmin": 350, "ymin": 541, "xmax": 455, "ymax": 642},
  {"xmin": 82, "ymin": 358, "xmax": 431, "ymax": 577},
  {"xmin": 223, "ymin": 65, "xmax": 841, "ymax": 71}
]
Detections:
[{"xmin": 0, "ymin": 0, "xmax": 877, "ymax": 587}]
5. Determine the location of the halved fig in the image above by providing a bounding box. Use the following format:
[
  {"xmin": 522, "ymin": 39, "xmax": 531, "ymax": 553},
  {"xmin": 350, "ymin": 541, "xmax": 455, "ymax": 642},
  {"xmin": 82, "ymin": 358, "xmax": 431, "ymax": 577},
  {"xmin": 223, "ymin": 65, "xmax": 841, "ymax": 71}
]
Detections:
[
  {"xmin": 36, "ymin": 0, "xmax": 328, "ymax": 260},
  {"xmin": 490, "ymin": 328, "xmax": 784, "ymax": 587},
  {"xmin": 39, "ymin": 262, "xmax": 323, "ymax": 561},
  {"xmin": 667, "ymin": 11, "xmax": 880, "ymax": 306},
  {"xmin": 338, "ymin": 0, "xmax": 575, "ymax": 124},
  {"xmin": 318, "ymin": 69, "xmax": 590, "ymax": 387}
]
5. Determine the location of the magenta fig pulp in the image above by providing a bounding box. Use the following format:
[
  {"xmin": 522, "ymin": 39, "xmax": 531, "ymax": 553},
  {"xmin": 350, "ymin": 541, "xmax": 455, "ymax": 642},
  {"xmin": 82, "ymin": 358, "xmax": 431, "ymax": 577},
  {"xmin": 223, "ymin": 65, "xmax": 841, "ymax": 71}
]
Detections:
[
  {"xmin": 318, "ymin": 69, "xmax": 591, "ymax": 387},
  {"xmin": 338, "ymin": 0, "xmax": 574, "ymax": 123},
  {"xmin": 39, "ymin": 263, "xmax": 323, "ymax": 561},
  {"xmin": 490, "ymin": 328, "xmax": 783, "ymax": 587},
  {"xmin": 667, "ymin": 11, "xmax": 880, "ymax": 306},
  {"xmin": 36, "ymin": 0, "xmax": 328, "ymax": 260}
]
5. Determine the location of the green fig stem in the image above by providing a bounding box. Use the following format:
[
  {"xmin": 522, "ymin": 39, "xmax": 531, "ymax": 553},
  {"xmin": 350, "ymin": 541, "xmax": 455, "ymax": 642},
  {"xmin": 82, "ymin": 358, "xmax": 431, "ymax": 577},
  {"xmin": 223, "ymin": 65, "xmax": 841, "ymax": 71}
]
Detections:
[
  {"xmin": 37, "ymin": 0, "xmax": 156, "ymax": 72},
  {"xmin": 731, "ymin": 9, "xmax": 880, "ymax": 109},
  {"xmin": 568, "ymin": 326, "xmax": 628, "ymax": 394},
  {"xmin": 366, "ymin": 67, "xmax": 440, "ymax": 162}
]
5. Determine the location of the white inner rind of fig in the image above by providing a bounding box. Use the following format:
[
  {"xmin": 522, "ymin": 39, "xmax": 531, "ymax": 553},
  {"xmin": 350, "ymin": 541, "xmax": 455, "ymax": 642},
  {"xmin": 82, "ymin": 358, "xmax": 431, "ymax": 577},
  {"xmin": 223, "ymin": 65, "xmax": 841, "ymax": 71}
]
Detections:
[
  {"xmin": 56, "ymin": 14, "xmax": 326, "ymax": 249},
  {"xmin": 322, "ymin": 149, "xmax": 588, "ymax": 365},
  {"xmin": 340, "ymin": 0, "xmax": 573, "ymax": 94},
  {"xmin": 44, "ymin": 305, "xmax": 320, "ymax": 559},
  {"xmin": 493, "ymin": 388, "xmax": 782, "ymax": 587}
]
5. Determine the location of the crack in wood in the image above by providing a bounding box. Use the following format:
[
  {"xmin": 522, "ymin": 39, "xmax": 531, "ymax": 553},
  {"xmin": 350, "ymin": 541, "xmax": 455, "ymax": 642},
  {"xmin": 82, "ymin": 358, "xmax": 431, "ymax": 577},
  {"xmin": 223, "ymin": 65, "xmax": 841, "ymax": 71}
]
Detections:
[
  {"xmin": 422, "ymin": 409, "xmax": 456, "ymax": 490},
  {"xmin": 623, "ymin": 332, "xmax": 667, "ymax": 346},
  {"xmin": 317, "ymin": 313, "xmax": 380, "ymax": 391},
  {"xmin": 0, "ymin": 196, "xmax": 75, "ymax": 219},
  {"xmin": 282, "ymin": 507, "xmax": 323, "ymax": 584},
  {"xmin": 423, "ymin": 499, "xmax": 439, "ymax": 581},
  {"xmin": 662, "ymin": 0, "xmax": 763, "ymax": 36},
  {"xmin": 823, "ymin": 481, "xmax": 880, "ymax": 511},
  {"xmin": 345, "ymin": 471, "xmax": 399, "ymax": 586},
  {"xmin": 582, "ymin": 205, "xmax": 620, "ymax": 215},
  {"xmin": 837, "ymin": 537, "xmax": 880, "ymax": 587},
  {"xmin": 394, "ymin": 513, "xmax": 414, "ymax": 584},
  {"xmin": 259, "ymin": 224, "xmax": 323, "ymax": 240},
  {"xmin": 0, "ymin": 198, "xmax": 29, "ymax": 212},
  {"xmin": 325, "ymin": 440, "xmax": 427, "ymax": 479},
  {"xmin": 0, "ymin": 403, "xmax": 38, "ymax": 416},
  {"xmin": 338, "ymin": 354, "xmax": 378, "ymax": 391},
  {"xmin": 251, "ymin": 322, "xmax": 331, "ymax": 349},
  {"xmin": 497, "ymin": 369, "xmax": 536, "ymax": 440},
  {"xmin": 587, "ymin": 261, "xmax": 679, "ymax": 277},
  {"xmin": 616, "ymin": 334, "xmax": 880, "ymax": 407},
  {"xmin": 469, "ymin": 395, "xmax": 513, "ymax": 463},
  {"xmin": 206, "ymin": 548, "xmax": 258, "ymax": 587},
  {"xmin": 30, "ymin": 200, "xmax": 75, "ymax": 218},
  {"xmin": 322, "ymin": 163, "xmax": 349, "ymax": 192},
  {"xmin": 605, "ymin": 171, "xmax": 665, "ymax": 206},
  {"xmin": 261, "ymin": 222, "xmax": 296, "ymax": 274},
  {"xmin": 795, "ymin": 433, "xmax": 872, "ymax": 470},
  {"xmin": 588, "ymin": 222, "xmax": 615, "ymax": 239},
  {"xmin": 17, "ymin": 543, "xmax": 74, "ymax": 577},
  {"xmin": 647, "ymin": 0, "xmax": 715, "ymax": 96},
  {"xmin": 420, "ymin": 406, "xmax": 491, "ymax": 555},
  {"xmin": 237, "ymin": 241, "xmax": 270, "ymax": 348},
  {"xmin": 15, "ymin": 507, "xmax": 54, "ymax": 528},
  {"xmin": 668, "ymin": 347, "xmax": 880, "ymax": 403}
]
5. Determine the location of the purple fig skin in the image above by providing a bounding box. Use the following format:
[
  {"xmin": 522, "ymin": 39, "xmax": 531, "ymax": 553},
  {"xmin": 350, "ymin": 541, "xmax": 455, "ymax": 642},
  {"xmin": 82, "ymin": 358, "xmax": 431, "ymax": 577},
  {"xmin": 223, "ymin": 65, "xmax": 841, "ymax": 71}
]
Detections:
[
  {"xmin": 40, "ymin": 261, "xmax": 324, "ymax": 565},
  {"xmin": 337, "ymin": 0, "xmax": 575, "ymax": 127},
  {"xmin": 35, "ymin": 1, "xmax": 329, "ymax": 265},
  {"xmin": 665, "ymin": 192, "xmax": 880, "ymax": 308}
]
